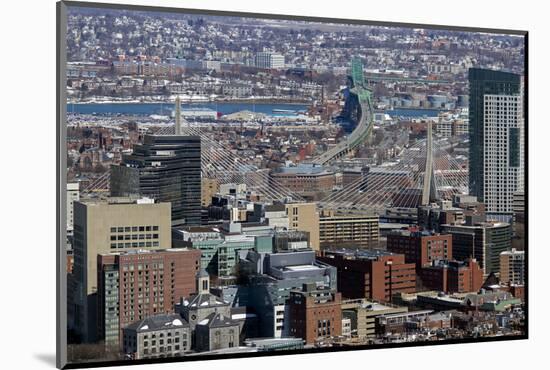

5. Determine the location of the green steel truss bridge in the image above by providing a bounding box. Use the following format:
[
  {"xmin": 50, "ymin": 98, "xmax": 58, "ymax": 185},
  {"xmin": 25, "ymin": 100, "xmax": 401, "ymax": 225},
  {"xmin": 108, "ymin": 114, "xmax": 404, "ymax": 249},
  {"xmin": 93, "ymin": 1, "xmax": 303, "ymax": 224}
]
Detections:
[{"xmin": 310, "ymin": 58, "xmax": 375, "ymax": 165}]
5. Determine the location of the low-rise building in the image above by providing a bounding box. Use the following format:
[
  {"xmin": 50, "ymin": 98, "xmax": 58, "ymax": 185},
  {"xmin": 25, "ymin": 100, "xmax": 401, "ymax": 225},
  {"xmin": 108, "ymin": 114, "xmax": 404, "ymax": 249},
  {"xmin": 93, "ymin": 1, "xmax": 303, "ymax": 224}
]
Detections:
[
  {"xmin": 122, "ymin": 314, "xmax": 191, "ymax": 360},
  {"xmin": 319, "ymin": 210, "xmax": 379, "ymax": 250},
  {"xmin": 318, "ymin": 249, "xmax": 416, "ymax": 302},
  {"xmin": 341, "ymin": 299, "xmax": 408, "ymax": 339},
  {"xmin": 419, "ymin": 259, "xmax": 484, "ymax": 293},
  {"xmin": 387, "ymin": 229, "xmax": 452, "ymax": 268}
]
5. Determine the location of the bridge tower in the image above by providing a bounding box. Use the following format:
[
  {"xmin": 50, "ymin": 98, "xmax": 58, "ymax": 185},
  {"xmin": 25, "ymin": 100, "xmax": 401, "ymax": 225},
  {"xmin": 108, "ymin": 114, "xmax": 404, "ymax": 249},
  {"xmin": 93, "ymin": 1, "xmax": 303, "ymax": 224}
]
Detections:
[
  {"xmin": 421, "ymin": 120, "xmax": 438, "ymax": 205},
  {"xmin": 175, "ymin": 95, "xmax": 182, "ymax": 135}
]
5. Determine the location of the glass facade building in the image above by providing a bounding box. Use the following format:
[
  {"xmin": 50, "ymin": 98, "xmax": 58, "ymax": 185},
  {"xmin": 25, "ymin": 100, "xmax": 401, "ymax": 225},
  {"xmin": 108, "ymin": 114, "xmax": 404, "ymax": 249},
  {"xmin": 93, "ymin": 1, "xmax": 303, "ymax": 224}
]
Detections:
[{"xmin": 111, "ymin": 135, "xmax": 202, "ymax": 226}]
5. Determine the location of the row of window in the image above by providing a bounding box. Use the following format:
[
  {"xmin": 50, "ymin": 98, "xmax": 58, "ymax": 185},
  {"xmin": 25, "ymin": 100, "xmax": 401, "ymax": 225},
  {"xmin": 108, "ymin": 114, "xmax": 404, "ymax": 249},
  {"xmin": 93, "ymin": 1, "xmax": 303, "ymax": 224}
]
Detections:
[
  {"xmin": 111, "ymin": 226, "xmax": 159, "ymax": 233},
  {"xmin": 110, "ymin": 241, "xmax": 160, "ymax": 249},
  {"xmin": 111, "ymin": 234, "xmax": 159, "ymax": 241},
  {"xmin": 143, "ymin": 345, "xmax": 185, "ymax": 355}
]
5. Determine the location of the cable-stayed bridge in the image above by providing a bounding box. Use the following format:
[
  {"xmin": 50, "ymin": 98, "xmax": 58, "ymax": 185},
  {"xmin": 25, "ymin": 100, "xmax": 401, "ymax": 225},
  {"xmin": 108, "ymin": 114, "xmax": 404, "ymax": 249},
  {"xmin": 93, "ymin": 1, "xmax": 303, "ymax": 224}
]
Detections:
[
  {"xmin": 80, "ymin": 57, "xmax": 468, "ymax": 213},
  {"xmin": 318, "ymin": 135, "xmax": 468, "ymax": 212}
]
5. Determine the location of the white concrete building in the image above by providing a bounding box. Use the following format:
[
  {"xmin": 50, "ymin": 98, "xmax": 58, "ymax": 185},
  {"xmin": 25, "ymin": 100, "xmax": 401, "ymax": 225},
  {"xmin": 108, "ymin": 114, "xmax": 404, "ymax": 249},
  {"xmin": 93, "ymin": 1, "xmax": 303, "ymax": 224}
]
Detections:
[
  {"xmin": 255, "ymin": 52, "xmax": 285, "ymax": 69},
  {"xmin": 483, "ymin": 94, "xmax": 524, "ymax": 219}
]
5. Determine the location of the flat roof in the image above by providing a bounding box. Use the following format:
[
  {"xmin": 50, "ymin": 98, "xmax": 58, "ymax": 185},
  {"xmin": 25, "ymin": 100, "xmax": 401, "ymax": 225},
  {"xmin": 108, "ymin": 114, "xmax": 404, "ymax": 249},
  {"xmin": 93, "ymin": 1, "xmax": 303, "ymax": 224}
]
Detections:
[{"xmin": 284, "ymin": 264, "xmax": 321, "ymax": 272}]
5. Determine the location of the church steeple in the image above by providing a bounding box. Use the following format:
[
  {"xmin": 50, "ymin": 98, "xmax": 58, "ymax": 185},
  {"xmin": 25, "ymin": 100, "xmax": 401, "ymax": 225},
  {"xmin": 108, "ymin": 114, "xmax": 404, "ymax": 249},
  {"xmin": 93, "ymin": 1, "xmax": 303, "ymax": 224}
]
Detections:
[{"xmin": 196, "ymin": 268, "xmax": 210, "ymax": 294}]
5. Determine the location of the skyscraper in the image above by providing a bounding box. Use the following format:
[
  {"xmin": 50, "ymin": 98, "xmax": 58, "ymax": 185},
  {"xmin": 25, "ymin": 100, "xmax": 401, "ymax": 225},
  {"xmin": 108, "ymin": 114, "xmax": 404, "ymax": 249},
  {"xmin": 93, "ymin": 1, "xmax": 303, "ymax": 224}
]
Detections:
[
  {"xmin": 468, "ymin": 68, "xmax": 521, "ymax": 219},
  {"xmin": 483, "ymin": 94, "xmax": 524, "ymax": 219},
  {"xmin": 111, "ymin": 135, "xmax": 202, "ymax": 226}
]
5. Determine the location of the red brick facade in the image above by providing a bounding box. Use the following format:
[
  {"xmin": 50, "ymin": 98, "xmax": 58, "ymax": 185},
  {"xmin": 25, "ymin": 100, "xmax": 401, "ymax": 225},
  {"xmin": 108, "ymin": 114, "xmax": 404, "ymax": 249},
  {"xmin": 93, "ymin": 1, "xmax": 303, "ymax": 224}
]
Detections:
[
  {"xmin": 318, "ymin": 252, "xmax": 416, "ymax": 302},
  {"xmin": 387, "ymin": 232, "xmax": 452, "ymax": 268},
  {"xmin": 419, "ymin": 259, "xmax": 484, "ymax": 293},
  {"xmin": 97, "ymin": 248, "xmax": 201, "ymax": 343},
  {"xmin": 288, "ymin": 286, "xmax": 342, "ymax": 345}
]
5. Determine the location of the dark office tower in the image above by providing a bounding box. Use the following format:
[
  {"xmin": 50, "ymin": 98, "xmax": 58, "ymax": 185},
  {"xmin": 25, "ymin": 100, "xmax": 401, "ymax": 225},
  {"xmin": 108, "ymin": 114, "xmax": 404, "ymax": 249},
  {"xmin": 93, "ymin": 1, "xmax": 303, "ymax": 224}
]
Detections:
[
  {"xmin": 111, "ymin": 135, "xmax": 202, "ymax": 226},
  {"xmin": 468, "ymin": 68, "xmax": 520, "ymax": 204}
]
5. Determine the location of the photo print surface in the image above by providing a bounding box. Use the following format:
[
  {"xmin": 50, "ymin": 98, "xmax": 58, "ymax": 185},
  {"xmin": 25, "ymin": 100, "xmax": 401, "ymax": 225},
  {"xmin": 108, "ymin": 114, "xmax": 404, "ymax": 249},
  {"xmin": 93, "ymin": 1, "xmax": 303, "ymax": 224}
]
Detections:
[{"xmin": 58, "ymin": 1, "xmax": 527, "ymax": 367}]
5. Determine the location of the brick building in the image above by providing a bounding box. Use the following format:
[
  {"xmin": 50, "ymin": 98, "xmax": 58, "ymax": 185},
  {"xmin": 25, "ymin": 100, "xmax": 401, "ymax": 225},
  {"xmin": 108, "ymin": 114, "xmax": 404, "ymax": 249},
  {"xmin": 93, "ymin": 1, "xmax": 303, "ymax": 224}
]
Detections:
[
  {"xmin": 387, "ymin": 230, "xmax": 452, "ymax": 268},
  {"xmin": 288, "ymin": 283, "xmax": 342, "ymax": 345},
  {"xmin": 419, "ymin": 259, "xmax": 484, "ymax": 293},
  {"xmin": 270, "ymin": 164, "xmax": 336, "ymax": 199},
  {"xmin": 97, "ymin": 248, "xmax": 201, "ymax": 347},
  {"xmin": 318, "ymin": 249, "xmax": 416, "ymax": 302},
  {"xmin": 500, "ymin": 248, "xmax": 525, "ymax": 285}
]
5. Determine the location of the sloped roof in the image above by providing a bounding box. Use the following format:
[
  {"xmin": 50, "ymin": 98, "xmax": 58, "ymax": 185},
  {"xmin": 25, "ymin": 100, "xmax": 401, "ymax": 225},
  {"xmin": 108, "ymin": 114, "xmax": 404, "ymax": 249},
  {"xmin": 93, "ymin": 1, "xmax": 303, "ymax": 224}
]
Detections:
[
  {"xmin": 125, "ymin": 313, "xmax": 189, "ymax": 333},
  {"xmin": 197, "ymin": 312, "xmax": 240, "ymax": 329},
  {"xmin": 186, "ymin": 293, "xmax": 229, "ymax": 309}
]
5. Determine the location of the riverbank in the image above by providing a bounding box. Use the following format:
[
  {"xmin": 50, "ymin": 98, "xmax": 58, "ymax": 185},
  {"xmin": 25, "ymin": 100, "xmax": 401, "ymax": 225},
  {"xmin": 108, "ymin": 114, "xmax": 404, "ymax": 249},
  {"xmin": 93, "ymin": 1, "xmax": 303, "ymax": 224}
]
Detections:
[
  {"xmin": 66, "ymin": 101, "xmax": 311, "ymax": 117},
  {"xmin": 66, "ymin": 95, "xmax": 312, "ymax": 105}
]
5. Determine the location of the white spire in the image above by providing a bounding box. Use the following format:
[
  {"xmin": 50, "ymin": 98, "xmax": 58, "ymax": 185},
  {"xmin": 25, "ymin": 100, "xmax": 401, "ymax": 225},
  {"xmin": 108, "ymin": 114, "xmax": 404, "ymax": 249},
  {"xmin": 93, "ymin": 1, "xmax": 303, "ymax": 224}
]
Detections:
[{"xmin": 175, "ymin": 95, "xmax": 181, "ymax": 135}]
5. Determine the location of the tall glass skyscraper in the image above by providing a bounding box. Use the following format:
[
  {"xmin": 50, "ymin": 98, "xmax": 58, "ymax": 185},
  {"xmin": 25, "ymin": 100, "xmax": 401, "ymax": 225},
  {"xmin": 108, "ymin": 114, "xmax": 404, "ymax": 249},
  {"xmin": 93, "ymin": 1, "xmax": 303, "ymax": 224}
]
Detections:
[
  {"xmin": 111, "ymin": 135, "xmax": 202, "ymax": 226},
  {"xmin": 468, "ymin": 68, "xmax": 521, "ymax": 212}
]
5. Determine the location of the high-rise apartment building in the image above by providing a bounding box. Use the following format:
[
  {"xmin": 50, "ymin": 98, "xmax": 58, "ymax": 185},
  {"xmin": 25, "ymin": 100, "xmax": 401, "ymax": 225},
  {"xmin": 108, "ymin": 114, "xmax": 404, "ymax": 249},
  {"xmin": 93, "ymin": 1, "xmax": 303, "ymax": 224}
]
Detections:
[
  {"xmin": 483, "ymin": 94, "xmax": 524, "ymax": 219},
  {"xmin": 468, "ymin": 68, "xmax": 521, "ymax": 218},
  {"xmin": 72, "ymin": 197, "xmax": 171, "ymax": 342},
  {"xmin": 97, "ymin": 248, "xmax": 201, "ymax": 347},
  {"xmin": 111, "ymin": 135, "xmax": 202, "ymax": 226}
]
